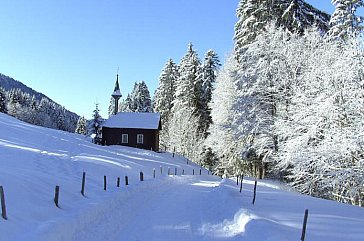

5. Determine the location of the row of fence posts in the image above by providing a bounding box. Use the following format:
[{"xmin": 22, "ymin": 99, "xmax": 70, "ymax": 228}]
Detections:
[
  {"xmin": 235, "ymin": 174, "xmax": 309, "ymax": 241},
  {"xmin": 1, "ymin": 165, "xmax": 209, "ymax": 220},
  {"xmin": 1, "ymin": 170, "xmax": 308, "ymax": 241}
]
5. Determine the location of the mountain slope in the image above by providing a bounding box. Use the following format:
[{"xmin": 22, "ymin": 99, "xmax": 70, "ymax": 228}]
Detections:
[
  {"xmin": 0, "ymin": 73, "xmax": 79, "ymax": 132},
  {"xmin": 0, "ymin": 73, "xmax": 47, "ymax": 102},
  {"xmin": 0, "ymin": 113, "xmax": 363, "ymax": 241}
]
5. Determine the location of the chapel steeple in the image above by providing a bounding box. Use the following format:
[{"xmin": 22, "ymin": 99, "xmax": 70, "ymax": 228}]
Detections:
[{"xmin": 111, "ymin": 72, "xmax": 122, "ymax": 115}]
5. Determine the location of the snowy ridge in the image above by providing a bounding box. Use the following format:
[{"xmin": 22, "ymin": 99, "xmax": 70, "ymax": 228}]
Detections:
[{"xmin": 0, "ymin": 113, "xmax": 364, "ymax": 241}]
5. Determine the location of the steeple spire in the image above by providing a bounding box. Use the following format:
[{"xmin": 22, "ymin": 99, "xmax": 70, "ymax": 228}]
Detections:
[{"xmin": 111, "ymin": 71, "xmax": 122, "ymax": 115}]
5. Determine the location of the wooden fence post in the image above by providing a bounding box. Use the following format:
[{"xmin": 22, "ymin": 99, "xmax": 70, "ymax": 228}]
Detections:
[
  {"xmin": 199, "ymin": 169, "xmax": 202, "ymax": 175},
  {"xmin": 252, "ymin": 180, "xmax": 257, "ymax": 205},
  {"xmin": 54, "ymin": 186, "xmax": 60, "ymax": 208},
  {"xmin": 175, "ymin": 168, "xmax": 177, "ymax": 175},
  {"xmin": 104, "ymin": 176, "xmax": 107, "ymax": 191},
  {"xmin": 193, "ymin": 169, "xmax": 194, "ymax": 175},
  {"xmin": 160, "ymin": 166, "xmax": 162, "ymax": 175},
  {"xmin": 125, "ymin": 176, "xmax": 129, "ymax": 186},
  {"xmin": 153, "ymin": 168, "xmax": 156, "ymax": 179},
  {"xmin": 81, "ymin": 172, "xmax": 86, "ymax": 196},
  {"xmin": 301, "ymin": 209, "xmax": 309, "ymax": 241},
  {"xmin": 0, "ymin": 186, "xmax": 7, "ymax": 220},
  {"xmin": 140, "ymin": 172, "xmax": 144, "ymax": 181},
  {"xmin": 182, "ymin": 169, "xmax": 185, "ymax": 175},
  {"xmin": 117, "ymin": 177, "xmax": 120, "ymax": 187},
  {"xmin": 240, "ymin": 175, "xmax": 244, "ymax": 193},
  {"xmin": 168, "ymin": 167, "xmax": 170, "ymax": 175}
]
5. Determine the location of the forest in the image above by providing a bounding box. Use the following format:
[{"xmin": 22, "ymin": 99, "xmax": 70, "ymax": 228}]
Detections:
[{"xmin": 152, "ymin": 0, "xmax": 364, "ymax": 207}]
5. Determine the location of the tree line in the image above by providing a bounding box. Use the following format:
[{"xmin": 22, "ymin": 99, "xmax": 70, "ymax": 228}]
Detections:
[
  {"xmin": 0, "ymin": 87, "xmax": 78, "ymax": 132},
  {"xmin": 152, "ymin": 0, "xmax": 364, "ymax": 206}
]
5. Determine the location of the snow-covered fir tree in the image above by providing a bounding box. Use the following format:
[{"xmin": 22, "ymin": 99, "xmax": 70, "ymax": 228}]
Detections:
[
  {"xmin": 153, "ymin": 58, "xmax": 178, "ymax": 149},
  {"xmin": 91, "ymin": 103, "xmax": 103, "ymax": 143},
  {"xmin": 130, "ymin": 81, "xmax": 152, "ymax": 112},
  {"xmin": 119, "ymin": 82, "xmax": 152, "ymax": 113},
  {"xmin": 108, "ymin": 96, "xmax": 116, "ymax": 117},
  {"xmin": 119, "ymin": 94, "xmax": 133, "ymax": 112},
  {"xmin": 75, "ymin": 116, "xmax": 87, "ymax": 135},
  {"xmin": 328, "ymin": 0, "xmax": 364, "ymax": 40},
  {"xmin": 0, "ymin": 87, "xmax": 7, "ymax": 113},
  {"xmin": 234, "ymin": 0, "xmax": 330, "ymax": 59},
  {"xmin": 169, "ymin": 43, "xmax": 205, "ymax": 163},
  {"xmin": 200, "ymin": 50, "xmax": 220, "ymax": 137}
]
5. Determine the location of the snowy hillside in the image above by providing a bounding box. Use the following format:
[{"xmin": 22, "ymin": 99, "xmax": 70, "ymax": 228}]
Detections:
[{"xmin": 0, "ymin": 113, "xmax": 363, "ymax": 241}]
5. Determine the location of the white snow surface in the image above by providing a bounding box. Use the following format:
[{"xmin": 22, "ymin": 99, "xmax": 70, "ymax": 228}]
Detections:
[
  {"xmin": 0, "ymin": 113, "xmax": 363, "ymax": 241},
  {"xmin": 102, "ymin": 112, "xmax": 161, "ymax": 129}
]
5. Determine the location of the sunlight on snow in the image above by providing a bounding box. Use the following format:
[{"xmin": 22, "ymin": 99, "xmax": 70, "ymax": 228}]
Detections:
[
  {"xmin": 0, "ymin": 139, "xmax": 42, "ymax": 153},
  {"xmin": 199, "ymin": 209, "xmax": 256, "ymax": 238},
  {"xmin": 72, "ymin": 155, "xmax": 131, "ymax": 169},
  {"xmin": 191, "ymin": 181, "xmax": 220, "ymax": 188}
]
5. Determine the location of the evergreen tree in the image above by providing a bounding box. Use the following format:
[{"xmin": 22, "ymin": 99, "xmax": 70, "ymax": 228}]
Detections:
[
  {"xmin": 130, "ymin": 81, "xmax": 152, "ymax": 112},
  {"xmin": 328, "ymin": 0, "xmax": 364, "ymax": 40},
  {"xmin": 91, "ymin": 103, "xmax": 103, "ymax": 143},
  {"xmin": 108, "ymin": 97, "xmax": 116, "ymax": 117},
  {"xmin": 119, "ymin": 94, "xmax": 133, "ymax": 112},
  {"xmin": 234, "ymin": 0, "xmax": 330, "ymax": 59},
  {"xmin": 153, "ymin": 58, "xmax": 178, "ymax": 149},
  {"xmin": 169, "ymin": 43, "xmax": 204, "ymax": 162},
  {"xmin": 200, "ymin": 50, "xmax": 220, "ymax": 136},
  {"xmin": 0, "ymin": 87, "xmax": 7, "ymax": 113},
  {"xmin": 75, "ymin": 116, "xmax": 87, "ymax": 135}
]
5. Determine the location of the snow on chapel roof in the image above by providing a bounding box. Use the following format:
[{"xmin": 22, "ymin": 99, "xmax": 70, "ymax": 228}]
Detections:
[{"xmin": 102, "ymin": 112, "xmax": 161, "ymax": 130}]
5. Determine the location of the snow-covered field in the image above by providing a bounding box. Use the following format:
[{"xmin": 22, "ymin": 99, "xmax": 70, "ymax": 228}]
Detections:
[{"xmin": 0, "ymin": 113, "xmax": 363, "ymax": 241}]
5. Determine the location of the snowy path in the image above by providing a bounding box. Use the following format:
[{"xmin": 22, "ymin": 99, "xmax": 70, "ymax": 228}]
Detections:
[
  {"xmin": 35, "ymin": 175, "xmax": 245, "ymax": 241},
  {"xmin": 115, "ymin": 175, "xmax": 234, "ymax": 241}
]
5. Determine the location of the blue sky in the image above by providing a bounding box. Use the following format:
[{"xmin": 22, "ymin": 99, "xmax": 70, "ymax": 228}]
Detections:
[{"xmin": 0, "ymin": 1, "xmax": 349, "ymax": 118}]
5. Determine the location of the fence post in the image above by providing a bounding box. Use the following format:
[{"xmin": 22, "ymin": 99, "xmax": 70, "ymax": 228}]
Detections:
[
  {"xmin": 175, "ymin": 168, "xmax": 177, "ymax": 175},
  {"xmin": 193, "ymin": 169, "xmax": 194, "ymax": 175},
  {"xmin": 199, "ymin": 169, "xmax": 202, "ymax": 175},
  {"xmin": 0, "ymin": 186, "xmax": 7, "ymax": 220},
  {"xmin": 182, "ymin": 169, "xmax": 185, "ymax": 175},
  {"xmin": 117, "ymin": 177, "xmax": 120, "ymax": 187},
  {"xmin": 140, "ymin": 172, "xmax": 144, "ymax": 181},
  {"xmin": 168, "ymin": 167, "xmax": 170, "ymax": 175},
  {"xmin": 104, "ymin": 176, "xmax": 107, "ymax": 191},
  {"xmin": 239, "ymin": 175, "xmax": 244, "ymax": 193},
  {"xmin": 160, "ymin": 166, "xmax": 163, "ymax": 175},
  {"xmin": 301, "ymin": 209, "xmax": 309, "ymax": 241},
  {"xmin": 81, "ymin": 172, "xmax": 86, "ymax": 196},
  {"xmin": 125, "ymin": 176, "xmax": 129, "ymax": 186},
  {"xmin": 153, "ymin": 168, "xmax": 156, "ymax": 179},
  {"xmin": 252, "ymin": 180, "xmax": 257, "ymax": 205},
  {"xmin": 54, "ymin": 186, "xmax": 60, "ymax": 208}
]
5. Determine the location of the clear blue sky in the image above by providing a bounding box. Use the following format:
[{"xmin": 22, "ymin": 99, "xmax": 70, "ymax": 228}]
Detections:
[{"xmin": 0, "ymin": 1, "xmax": 347, "ymax": 118}]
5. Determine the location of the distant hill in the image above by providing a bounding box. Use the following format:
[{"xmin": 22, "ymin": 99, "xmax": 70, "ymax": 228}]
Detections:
[
  {"xmin": 0, "ymin": 73, "xmax": 79, "ymax": 132},
  {"xmin": 0, "ymin": 73, "xmax": 54, "ymax": 102}
]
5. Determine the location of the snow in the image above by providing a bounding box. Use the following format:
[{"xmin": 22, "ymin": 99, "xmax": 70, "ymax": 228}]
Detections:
[
  {"xmin": 102, "ymin": 112, "xmax": 161, "ymax": 129},
  {"xmin": 0, "ymin": 112, "xmax": 364, "ymax": 241}
]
